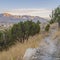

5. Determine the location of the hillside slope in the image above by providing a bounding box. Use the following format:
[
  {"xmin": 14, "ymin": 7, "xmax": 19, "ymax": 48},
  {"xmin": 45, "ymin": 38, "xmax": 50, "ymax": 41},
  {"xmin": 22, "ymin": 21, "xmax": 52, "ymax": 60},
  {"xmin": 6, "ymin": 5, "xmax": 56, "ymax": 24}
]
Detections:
[{"xmin": 23, "ymin": 23, "xmax": 60, "ymax": 60}]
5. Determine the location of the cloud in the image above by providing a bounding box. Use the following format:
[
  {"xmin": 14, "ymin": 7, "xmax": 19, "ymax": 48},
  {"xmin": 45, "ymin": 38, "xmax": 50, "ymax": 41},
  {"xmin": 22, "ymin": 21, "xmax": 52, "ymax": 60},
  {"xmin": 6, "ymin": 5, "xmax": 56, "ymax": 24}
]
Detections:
[{"xmin": 4, "ymin": 8, "xmax": 52, "ymax": 19}]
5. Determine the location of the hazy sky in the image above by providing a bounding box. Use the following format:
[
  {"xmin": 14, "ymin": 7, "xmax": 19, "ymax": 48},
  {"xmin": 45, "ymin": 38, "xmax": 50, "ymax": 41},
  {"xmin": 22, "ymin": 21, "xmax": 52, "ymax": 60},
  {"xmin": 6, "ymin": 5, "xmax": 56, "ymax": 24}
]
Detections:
[
  {"xmin": 0, "ymin": 0, "xmax": 60, "ymax": 18},
  {"xmin": 0, "ymin": 0, "xmax": 60, "ymax": 9}
]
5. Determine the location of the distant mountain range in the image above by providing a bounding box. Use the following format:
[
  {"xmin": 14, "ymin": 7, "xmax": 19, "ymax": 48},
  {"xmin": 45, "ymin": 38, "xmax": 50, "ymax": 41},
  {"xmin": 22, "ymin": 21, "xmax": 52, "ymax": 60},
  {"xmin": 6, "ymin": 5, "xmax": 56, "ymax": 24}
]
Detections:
[{"xmin": 0, "ymin": 13, "xmax": 48, "ymax": 24}]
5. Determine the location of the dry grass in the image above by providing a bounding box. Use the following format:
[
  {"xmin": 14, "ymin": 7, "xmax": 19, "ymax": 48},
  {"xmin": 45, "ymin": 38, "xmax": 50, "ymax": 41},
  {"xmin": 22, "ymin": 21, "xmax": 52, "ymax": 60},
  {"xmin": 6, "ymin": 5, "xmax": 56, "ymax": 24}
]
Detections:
[
  {"xmin": 50, "ymin": 23, "xmax": 59, "ymax": 40},
  {"xmin": 52, "ymin": 30, "xmax": 60, "ymax": 40},
  {"xmin": 0, "ymin": 34, "xmax": 44, "ymax": 60}
]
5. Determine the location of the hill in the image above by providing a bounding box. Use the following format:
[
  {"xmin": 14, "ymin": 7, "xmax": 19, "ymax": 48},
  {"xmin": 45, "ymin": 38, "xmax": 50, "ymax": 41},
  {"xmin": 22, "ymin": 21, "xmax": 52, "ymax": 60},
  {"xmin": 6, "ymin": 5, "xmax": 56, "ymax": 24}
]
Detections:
[{"xmin": 0, "ymin": 13, "xmax": 48, "ymax": 24}]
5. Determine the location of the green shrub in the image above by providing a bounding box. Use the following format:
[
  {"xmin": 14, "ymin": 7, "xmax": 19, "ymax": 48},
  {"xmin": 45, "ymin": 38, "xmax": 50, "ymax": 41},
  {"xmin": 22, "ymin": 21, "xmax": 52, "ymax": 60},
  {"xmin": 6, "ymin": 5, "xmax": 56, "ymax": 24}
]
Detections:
[
  {"xmin": 50, "ymin": 6, "xmax": 60, "ymax": 28},
  {"xmin": 49, "ymin": 20, "xmax": 55, "ymax": 24},
  {"xmin": 45, "ymin": 24, "xmax": 50, "ymax": 32},
  {"xmin": 0, "ymin": 21, "xmax": 40, "ymax": 51}
]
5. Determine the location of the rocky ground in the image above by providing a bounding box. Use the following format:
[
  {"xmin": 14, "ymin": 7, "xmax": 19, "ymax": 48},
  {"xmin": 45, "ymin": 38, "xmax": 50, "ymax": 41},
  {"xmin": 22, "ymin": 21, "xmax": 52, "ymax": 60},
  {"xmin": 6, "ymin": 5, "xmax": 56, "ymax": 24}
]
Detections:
[{"xmin": 23, "ymin": 23, "xmax": 60, "ymax": 60}]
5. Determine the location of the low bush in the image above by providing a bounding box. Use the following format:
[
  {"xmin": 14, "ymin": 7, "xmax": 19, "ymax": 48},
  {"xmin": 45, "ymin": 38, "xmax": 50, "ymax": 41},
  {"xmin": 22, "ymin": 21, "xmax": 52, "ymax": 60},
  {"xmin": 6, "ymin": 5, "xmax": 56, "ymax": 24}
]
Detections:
[
  {"xmin": 45, "ymin": 24, "xmax": 50, "ymax": 32},
  {"xmin": 0, "ymin": 21, "xmax": 40, "ymax": 51}
]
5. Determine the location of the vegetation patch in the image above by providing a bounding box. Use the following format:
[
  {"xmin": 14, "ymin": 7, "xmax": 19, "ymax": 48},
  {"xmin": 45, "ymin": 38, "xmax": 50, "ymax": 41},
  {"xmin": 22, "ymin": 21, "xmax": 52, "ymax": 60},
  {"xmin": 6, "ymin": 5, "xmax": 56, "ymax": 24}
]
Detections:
[{"xmin": 0, "ymin": 21, "xmax": 40, "ymax": 51}]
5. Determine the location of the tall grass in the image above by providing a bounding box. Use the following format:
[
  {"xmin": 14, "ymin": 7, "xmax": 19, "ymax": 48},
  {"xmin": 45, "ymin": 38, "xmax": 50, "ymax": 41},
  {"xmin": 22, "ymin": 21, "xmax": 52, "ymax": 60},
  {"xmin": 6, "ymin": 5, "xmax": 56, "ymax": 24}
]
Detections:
[{"xmin": 0, "ymin": 34, "xmax": 44, "ymax": 60}]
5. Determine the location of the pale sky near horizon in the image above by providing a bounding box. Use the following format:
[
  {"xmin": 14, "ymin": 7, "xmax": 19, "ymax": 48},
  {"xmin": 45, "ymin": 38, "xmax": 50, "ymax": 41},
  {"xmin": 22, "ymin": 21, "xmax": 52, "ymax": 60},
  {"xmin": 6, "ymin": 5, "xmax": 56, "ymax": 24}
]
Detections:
[{"xmin": 0, "ymin": 0, "xmax": 60, "ymax": 18}]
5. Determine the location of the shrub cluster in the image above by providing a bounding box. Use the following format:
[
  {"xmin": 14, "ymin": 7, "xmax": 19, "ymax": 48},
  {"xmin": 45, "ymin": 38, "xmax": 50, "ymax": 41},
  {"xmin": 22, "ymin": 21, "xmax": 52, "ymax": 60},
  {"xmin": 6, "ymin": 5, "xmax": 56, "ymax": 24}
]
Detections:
[
  {"xmin": 0, "ymin": 21, "xmax": 40, "ymax": 51},
  {"xmin": 45, "ymin": 24, "xmax": 50, "ymax": 32},
  {"xmin": 49, "ymin": 20, "xmax": 55, "ymax": 24}
]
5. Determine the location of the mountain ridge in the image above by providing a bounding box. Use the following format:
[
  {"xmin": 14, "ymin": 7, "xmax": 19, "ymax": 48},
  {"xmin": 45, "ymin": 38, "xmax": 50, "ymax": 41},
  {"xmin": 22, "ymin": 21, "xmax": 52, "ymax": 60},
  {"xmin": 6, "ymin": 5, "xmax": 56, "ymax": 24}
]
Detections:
[{"xmin": 0, "ymin": 13, "xmax": 48, "ymax": 24}]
